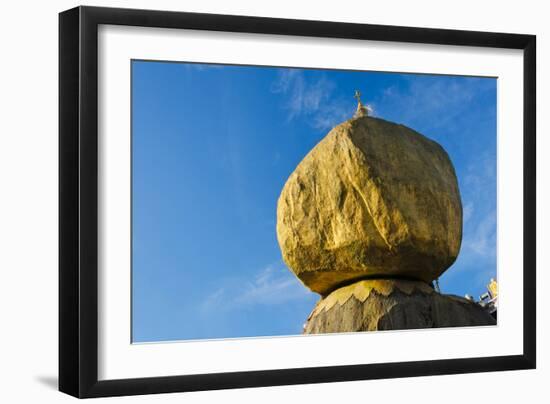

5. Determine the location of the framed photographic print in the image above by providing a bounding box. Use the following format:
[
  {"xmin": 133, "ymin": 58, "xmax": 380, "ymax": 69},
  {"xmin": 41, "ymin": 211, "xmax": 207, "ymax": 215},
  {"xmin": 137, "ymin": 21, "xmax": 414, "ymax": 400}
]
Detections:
[{"xmin": 59, "ymin": 6, "xmax": 536, "ymax": 398}]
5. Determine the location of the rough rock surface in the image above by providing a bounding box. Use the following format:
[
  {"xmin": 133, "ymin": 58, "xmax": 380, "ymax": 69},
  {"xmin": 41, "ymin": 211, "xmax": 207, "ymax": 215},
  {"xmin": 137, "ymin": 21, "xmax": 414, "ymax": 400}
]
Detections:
[
  {"xmin": 304, "ymin": 279, "xmax": 495, "ymax": 333},
  {"xmin": 277, "ymin": 116, "xmax": 462, "ymax": 295}
]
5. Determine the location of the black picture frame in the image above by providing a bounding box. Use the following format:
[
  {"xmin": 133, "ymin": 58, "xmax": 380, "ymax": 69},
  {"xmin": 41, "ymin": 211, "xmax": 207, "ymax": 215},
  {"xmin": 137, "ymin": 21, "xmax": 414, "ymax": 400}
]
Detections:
[{"xmin": 59, "ymin": 5, "xmax": 536, "ymax": 398}]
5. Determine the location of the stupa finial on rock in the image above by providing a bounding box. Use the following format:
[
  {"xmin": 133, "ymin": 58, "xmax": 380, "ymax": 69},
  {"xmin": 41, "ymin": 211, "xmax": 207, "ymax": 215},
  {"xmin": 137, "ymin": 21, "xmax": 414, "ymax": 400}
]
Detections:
[
  {"xmin": 353, "ymin": 89, "xmax": 369, "ymax": 118},
  {"xmin": 276, "ymin": 92, "xmax": 495, "ymax": 332}
]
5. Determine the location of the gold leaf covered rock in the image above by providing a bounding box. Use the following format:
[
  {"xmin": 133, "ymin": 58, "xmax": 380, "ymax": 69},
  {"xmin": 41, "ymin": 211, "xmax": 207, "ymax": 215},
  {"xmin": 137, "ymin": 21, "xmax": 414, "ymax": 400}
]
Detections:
[
  {"xmin": 304, "ymin": 279, "xmax": 495, "ymax": 333},
  {"xmin": 276, "ymin": 116, "xmax": 462, "ymax": 295}
]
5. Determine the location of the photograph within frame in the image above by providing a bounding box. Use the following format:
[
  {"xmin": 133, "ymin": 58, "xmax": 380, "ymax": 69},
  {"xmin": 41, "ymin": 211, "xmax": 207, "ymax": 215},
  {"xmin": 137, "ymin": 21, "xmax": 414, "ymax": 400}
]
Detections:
[{"xmin": 131, "ymin": 59, "xmax": 498, "ymax": 343}]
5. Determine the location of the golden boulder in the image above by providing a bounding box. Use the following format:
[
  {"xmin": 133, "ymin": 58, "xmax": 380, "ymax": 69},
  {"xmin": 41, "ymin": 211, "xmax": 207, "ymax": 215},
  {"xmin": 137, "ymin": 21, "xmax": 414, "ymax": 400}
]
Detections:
[{"xmin": 276, "ymin": 116, "xmax": 462, "ymax": 295}]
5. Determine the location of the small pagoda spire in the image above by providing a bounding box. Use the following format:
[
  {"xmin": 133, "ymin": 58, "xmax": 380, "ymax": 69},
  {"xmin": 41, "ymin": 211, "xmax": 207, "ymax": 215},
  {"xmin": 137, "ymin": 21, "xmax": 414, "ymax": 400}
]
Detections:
[{"xmin": 353, "ymin": 89, "xmax": 369, "ymax": 118}]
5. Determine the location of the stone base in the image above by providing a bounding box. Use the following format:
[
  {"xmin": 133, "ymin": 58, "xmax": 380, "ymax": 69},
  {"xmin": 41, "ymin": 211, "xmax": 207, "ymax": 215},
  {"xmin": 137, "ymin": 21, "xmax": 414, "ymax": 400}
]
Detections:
[{"xmin": 304, "ymin": 279, "xmax": 495, "ymax": 334}]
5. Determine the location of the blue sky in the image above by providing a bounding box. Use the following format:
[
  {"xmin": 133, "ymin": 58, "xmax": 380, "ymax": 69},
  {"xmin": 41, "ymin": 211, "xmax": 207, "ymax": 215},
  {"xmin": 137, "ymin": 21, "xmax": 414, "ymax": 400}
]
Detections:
[{"xmin": 131, "ymin": 60, "xmax": 497, "ymax": 342}]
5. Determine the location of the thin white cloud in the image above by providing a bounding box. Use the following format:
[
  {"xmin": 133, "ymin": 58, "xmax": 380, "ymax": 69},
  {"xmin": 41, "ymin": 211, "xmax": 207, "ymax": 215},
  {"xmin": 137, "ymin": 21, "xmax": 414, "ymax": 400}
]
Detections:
[
  {"xmin": 463, "ymin": 153, "xmax": 496, "ymax": 191},
  {"xmin": 200, "ymin": 287, "xmax": 226, "ymax": 313},
  {"xmin": 182, "ymin": 63, "xmax": 224, "ymax": 71},
  {"xmin": 461, "ymin": 211, "xmax": 496, "ymax": 258},
  {"xmin": 455, "ymin": 151, "xmax": 497, "ymax": 261},
  {"xmin": 271, "ymin": 70, "xmax": 353, "ymax": 131},
  {"xmin": 270, "ymin": 69, "xmax": 301, "ymax": 94},
  {"xmin": 235, "ymin": 264, "xmax": 309, "ymax": 305},
  {"xmin": 201, "ymin": 262, "xmax": 315, "ymax": 313},
  {"xmin": 378, "ymin": 76, "xmax": 494, "ymax": 131},
  {"xmin": 311, "ymin": 102, "xmax": 351, "ymax": 131},
  {"xmin": 462, "ymin": 201, "xmax": 474, "ymax": 223}
]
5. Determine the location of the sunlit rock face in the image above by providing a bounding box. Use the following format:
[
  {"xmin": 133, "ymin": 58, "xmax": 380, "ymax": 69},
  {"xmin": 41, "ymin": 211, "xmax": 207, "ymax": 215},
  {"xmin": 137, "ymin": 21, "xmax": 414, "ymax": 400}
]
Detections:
[
  {"xmin": 303, "ymin": 279, "xmax": 496, "ymax": 333},
  {"xmin": 276, "ymin": 116, "xmax": 462, "ymax": 296}
]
